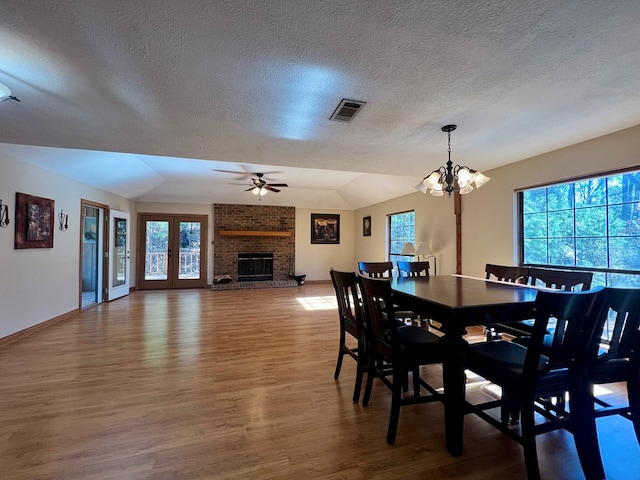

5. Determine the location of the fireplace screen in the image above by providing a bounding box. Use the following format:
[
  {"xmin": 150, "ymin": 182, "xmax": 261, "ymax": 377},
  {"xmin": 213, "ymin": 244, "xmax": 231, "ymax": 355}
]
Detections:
[{"xmin": 237, "ymin": 253, "xmax": 274, "ymax": 281}]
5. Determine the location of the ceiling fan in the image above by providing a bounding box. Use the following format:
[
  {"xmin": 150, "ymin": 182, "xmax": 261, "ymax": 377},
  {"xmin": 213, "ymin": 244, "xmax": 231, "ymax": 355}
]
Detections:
[{"xmin": 245, "ymin": 173, "xmax": 288, "ymax": 196}]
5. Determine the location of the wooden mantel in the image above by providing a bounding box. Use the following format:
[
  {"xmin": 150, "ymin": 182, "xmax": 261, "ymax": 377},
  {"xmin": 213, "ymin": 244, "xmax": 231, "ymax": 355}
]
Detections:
[{"xmin": 218, "ymin": 230, "xmax": 292, "ymax": 237}]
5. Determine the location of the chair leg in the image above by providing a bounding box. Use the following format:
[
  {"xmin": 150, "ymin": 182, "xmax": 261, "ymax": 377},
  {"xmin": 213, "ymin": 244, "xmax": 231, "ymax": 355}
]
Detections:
[
  {"xmin": 520, "ymin": 404, "xmax": 541, "ymax": 480},
  {"xmin": 362, "ymin": 353, "xmax": 377, "ymax": 407},
  {"xmin": 412, "ymin": 364, "xmax": 421, "ymax": 397},
  {"xmin": 387, "ymin": 364, "xmax": 403, "ymax": 445},
  {"xmin": 353, "ymin": 340, "xmax": 366, "ymax": 403},
  {"xmin": 571, "ymin": 384, "xmax": 606, "ymax": 480},
  {"xmin": 334, "ymin": 330, "xmax": 346, "ymax": 379},
  {"xmin": 352, "ymin": 361, "xmax": 363, "ymax": 404},
  {"xmin": 501, "ymin": 388, "xmax": 519, "ymax": 424},
  {"xmin": 628, "ymin": 370, "xmax": 640, "ymax": 446}
]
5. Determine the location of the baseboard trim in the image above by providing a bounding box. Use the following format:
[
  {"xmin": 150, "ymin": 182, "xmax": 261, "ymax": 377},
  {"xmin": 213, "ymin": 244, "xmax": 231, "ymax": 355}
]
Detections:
[{"xmin": 0, "ymin": 309, "xmax": 80, "ymax": 348}]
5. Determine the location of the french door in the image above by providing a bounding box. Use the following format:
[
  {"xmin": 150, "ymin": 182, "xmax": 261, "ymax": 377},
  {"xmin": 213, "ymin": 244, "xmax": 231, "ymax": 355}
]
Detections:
[{"xmin": 137, "ymin": 214, "xmax": 207, "ymax": 289}]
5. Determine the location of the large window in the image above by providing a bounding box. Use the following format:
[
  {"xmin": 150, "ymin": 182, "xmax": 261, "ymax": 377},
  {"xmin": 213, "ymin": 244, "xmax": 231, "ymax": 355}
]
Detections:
[
  {"xmin": 519, "ymin": 169, "xmax": 640, "ymax": 287},
  {"xmin": 389, "ymin": 210, "xmax": 415, "ymax": 264}
]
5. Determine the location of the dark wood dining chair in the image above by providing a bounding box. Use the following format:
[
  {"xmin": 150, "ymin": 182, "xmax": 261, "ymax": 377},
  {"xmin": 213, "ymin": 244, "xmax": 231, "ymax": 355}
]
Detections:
[
  {"xmin": 528, "ymin": 267, "xmax": 593, "ymax": 291},
  {"xmin": 396, "ymin": 261, "xmax": 430, "ymax": 278},
  {"xmin": 358, "ymin": 261, "xmax": 393, "ymax": 278},
  {"xmin": 489, "ymin": 267, "xmax": 594, "ymax": 342},
  {"xmin": 330, "ymin": 269, "xmax": 367, "ymax": 403},
  {"xmin": 484, "ymin": 264, "xmax": 532, "ymax": 340},
  {"xmin": 461, "ymin": 288, "xmax": 605, "ymax": 480},
  {"xmin": 485, "ymin": 263, "xmax": 530, "ymax": 284},
  {"xmin": 359, "ymin": 261, "xmax": 419, "ymax": 325},
  {"xmin": 509, "ymin": 268, "xmax": 595, "ymax": 343},
  {"xmin": 396, "ymin": 261, "xmax": 435, "ymax": 329},
  {"xmin": 576, "ymin": 287, "xmax": 640, "ymax": 477},
  {"xmin": 359, "ymin": 276, "xmax": 443, "ymax": 445}
]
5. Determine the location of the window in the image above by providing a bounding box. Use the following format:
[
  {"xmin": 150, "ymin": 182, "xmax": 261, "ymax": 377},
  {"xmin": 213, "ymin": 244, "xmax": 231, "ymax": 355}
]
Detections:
[
  {"xmin": 519, "ymin": 169, "xmax": 640, "ymax": 287},
  {"xmin": 389, "ymin": 210, "xmax": 415, "ymax": 264}
]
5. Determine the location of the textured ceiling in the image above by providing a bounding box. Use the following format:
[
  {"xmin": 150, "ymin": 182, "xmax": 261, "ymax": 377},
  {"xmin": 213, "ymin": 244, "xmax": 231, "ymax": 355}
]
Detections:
[{"xmin": 1, "ymin": 1, "xmax": 640, "ymax": 209}]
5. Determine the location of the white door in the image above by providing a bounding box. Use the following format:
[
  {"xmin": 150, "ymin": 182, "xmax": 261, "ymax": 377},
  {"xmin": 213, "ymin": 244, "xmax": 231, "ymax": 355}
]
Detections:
[{"xmin": 108, "ymin": 210, "xmax": 130, "ymax": 301}]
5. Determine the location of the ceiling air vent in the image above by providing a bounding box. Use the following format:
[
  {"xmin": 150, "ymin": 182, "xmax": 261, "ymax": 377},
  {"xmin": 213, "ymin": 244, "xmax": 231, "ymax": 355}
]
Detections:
[{"xmin": 330, "ymin": 98, "xmax": 366, "ymax": 122}]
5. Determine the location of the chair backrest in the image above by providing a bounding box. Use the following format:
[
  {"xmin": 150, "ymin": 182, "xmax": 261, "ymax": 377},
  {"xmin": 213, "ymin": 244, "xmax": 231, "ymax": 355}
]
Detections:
[
  {"xmin": 522, "ymin": 288, "xmax": 604, "ymax": 390},
  {"xmin": 528, "ymin": 267, "xmax": 593, "ymax": 291},
  {"xmin": 359, "ymin": 276, "xmax": 398, "ymax": 358},
  {"xmin": 485, "ymin": 263, "xmax": 529, "ymax": 284},
  {"xmin": 596, "ymin": 287, "xmax": 640, "ymax": 363},
  {"xmin": 397, "ymin": 261, "xmax": 430, "ymax": 278},
  {"xmin": 330, "ymin": 269, "xmax": 365, "ymax": 333},
  {"xmin": 358, "ymin": 261, "xmax": 393, "ymax": 278}
]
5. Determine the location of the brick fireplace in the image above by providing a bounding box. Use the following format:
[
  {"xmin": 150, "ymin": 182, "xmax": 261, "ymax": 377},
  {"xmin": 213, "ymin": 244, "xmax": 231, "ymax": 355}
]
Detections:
[{"xmin": 212, "ymin": 204, "xmax": 296, "ymax": 289}]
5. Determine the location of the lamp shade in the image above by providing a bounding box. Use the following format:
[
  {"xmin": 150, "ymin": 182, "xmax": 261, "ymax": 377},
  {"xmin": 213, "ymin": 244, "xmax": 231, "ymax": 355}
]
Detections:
[
  {"xmin": 415, "ymin": 242, "xmax": 433, "ymax": 256},
  {"xmin": 400, "ymin": 242, "xmax": 415, "ymax": 255}
]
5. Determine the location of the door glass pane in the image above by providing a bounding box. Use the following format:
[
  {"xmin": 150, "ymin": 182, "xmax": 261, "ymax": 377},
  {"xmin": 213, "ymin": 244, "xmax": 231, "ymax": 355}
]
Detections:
[
  {"xmin": 112, "ymin": 217, "xmax": 127, "ymax": 287},
  {"xmin": 82, "ymin": 206, "xmax": 100, "ymax": 308},
  {"xmin": 179, "ymin": 221, "xmax": 201, "ymax": 280},
  {"xmin": 145, "ymin": 221, "xmax": 169, "ymax": 280}
]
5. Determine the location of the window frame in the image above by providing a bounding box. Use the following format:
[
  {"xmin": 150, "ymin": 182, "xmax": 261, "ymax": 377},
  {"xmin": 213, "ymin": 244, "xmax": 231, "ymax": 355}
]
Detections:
[
  {"xmin": 517, "ymin": 166, "xmax": 640, "ymax": 285},
  {"xmin": 387, "ymin": 209, "xmax": 415, "ymax": 265}
]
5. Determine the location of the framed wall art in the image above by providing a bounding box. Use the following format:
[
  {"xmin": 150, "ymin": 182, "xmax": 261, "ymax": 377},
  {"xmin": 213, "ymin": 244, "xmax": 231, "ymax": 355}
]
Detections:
[
  {"xmin": 311, "ymin": 213, "xmax": 340, "ymax": 244},
  {"xmin": 14, "ymin": 192, "xmax": 55, "ymax": 249},
  {"xmin": 363, "ymin": 216, "xmax": 371, "ymax": 236}
]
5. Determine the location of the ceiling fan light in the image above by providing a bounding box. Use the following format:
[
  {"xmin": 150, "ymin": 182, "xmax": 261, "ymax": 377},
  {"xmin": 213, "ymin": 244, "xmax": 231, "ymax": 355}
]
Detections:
[
  {"xmin": 0, "ymin": 82, "xmax": 11, "ymax": 101},
  {"xmin": 259, "ymin": 187, "xmax": 268, "ymax": 196},
  {"xmin": 252, "ymin": 187, "xmax": 260, "ymax": 195}
]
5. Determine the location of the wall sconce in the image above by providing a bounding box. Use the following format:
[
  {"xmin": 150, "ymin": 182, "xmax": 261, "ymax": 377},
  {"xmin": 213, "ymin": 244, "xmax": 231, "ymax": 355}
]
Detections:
[
  {"xmin": 58, "ymin": 210, "xmax": 69, "ymax": 231},
  {"xmin": 0, "ymin": 199, "xmax": 9, "ymax": 228}
]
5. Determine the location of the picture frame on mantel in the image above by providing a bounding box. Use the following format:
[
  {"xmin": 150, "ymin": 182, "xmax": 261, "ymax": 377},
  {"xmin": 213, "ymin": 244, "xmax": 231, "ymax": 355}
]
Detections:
[
  {"xmin": 14, "ymin": 192, "xmax": 55, "ymax": 249},
  {"xmin": 363, "ymin": 216, "xmax": 371, "ymax": 236},
  {"xmin": 311, "ymin": 213, "xmax": 340, "ymax": 244}
]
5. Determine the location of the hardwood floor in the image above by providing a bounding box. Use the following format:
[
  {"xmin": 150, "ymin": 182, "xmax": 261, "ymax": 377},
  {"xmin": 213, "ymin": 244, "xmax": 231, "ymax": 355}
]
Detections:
[{"xmin": 1, "ymin": 283, "xmax": 638, "ymax": 479}]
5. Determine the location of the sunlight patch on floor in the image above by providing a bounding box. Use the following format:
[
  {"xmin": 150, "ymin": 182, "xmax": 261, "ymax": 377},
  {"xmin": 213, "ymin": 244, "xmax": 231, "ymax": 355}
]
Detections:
[{"xmin": 297, "ymin": 296, "xmax": 338, "ymax": 311}]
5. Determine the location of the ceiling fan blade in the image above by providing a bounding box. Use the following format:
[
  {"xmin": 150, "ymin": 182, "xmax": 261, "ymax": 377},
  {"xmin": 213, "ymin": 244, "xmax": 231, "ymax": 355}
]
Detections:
[
  {"xmin": 245, "ymin": 187, "xmax": 256, "ymax": 192},
  {"xmin": 265, "ymin": 186, "xmax": 281, "ymax": 193},
  {"xmin": 266, "ymin": 183, "xmax": 288, "ymax": 187}
]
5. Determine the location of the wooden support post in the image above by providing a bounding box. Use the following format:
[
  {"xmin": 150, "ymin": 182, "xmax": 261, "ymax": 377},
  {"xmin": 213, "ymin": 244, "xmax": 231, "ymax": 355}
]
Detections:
[{"xmin": 454, "ymin": 192, "xmax": 462, "ymax": 275}]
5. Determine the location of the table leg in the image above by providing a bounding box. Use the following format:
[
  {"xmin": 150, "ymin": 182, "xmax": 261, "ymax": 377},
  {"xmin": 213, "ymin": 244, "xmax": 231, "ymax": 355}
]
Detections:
[{"xmin": 442, "ymin": 333, "xmax": 466, "ymax": 456}]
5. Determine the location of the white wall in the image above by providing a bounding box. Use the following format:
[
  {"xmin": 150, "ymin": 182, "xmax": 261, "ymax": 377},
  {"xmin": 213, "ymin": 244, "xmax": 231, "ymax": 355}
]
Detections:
[
  {"xmin": 463, "ymin": 124, "xmax": 640, "ymax": 278},
  {"xmin": 295, "ymin": 208, "xmax": 354, "ymax": 281},
  {"xmin": 0, "ymin": 153, "xmax": 133, "ymax": 339}
]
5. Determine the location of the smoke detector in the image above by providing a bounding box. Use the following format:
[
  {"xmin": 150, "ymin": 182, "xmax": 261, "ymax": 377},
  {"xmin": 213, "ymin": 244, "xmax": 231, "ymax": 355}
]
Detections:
[{"xmin": 330, "ymin": 98, "xmax": 366, "ymax": 122}]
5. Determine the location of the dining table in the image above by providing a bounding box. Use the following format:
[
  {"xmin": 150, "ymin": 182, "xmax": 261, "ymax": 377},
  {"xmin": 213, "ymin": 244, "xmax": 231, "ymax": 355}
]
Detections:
[{"xmin": 389, "ymin": 274, "xmax": 540, "ymax": 456}]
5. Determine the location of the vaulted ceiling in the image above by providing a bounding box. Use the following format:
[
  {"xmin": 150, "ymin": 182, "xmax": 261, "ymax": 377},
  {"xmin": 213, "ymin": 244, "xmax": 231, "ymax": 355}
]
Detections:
[{"xmin": 1, "ymin": 1, "xmax": 640, "ymax": 209}]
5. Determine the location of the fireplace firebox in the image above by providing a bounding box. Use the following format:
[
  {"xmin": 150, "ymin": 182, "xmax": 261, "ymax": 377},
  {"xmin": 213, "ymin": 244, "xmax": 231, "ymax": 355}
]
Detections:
[{"xmin": 237, "ymin": 253, "xmax": 274, "ymax": 281}]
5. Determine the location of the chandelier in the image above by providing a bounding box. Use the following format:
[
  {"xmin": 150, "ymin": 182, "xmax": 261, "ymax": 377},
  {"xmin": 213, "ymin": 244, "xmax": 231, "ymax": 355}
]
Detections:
[{"xmin": 416, "ymin": 124, "xmax": 490, "ymax": 197}]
